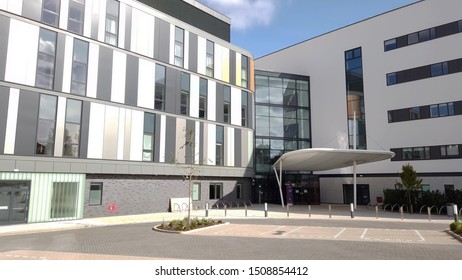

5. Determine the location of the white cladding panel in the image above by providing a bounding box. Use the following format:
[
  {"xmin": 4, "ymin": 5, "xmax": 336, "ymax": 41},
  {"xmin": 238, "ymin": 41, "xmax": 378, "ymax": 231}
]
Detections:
[
  {"xmin": 111, "ymin": 50, "xmax": 127, "ymax": 104},
  {"xmin": 129, "ymin": 110, "xmax": 144, "ymax": 161},
  {"xmin": 230, "ymin": 87, "xmax": 241, "ymax": 126},
  {"xmin": 131, "ymin": 8, "xmax": 155, "ymax": 58},
  {"xmin": 207, "ymin": 80, "xmax": 216, "ymax": 121},
  {"xmin": 189, "ymin": 75, "xmax": 200, "ymax": 118},
  {"xmin": 137, "ymin": 58, "xmax": 155, "ymax": 109},
  {"xmin": 87, "ymin": 103, "xmax": 105, "ymax": 159},
  {"xmin": 86, "ymin": 43, "xmax": 99, "ymax": 98},
  {"xmin": 197, "ymin": 36, "xmax": 206, "ymax": 75},
  {"xmin": 207, "ymin": 124, "xmax": 216, "ymax": 165},
  {"xmin": 3, "ymin": 88, "xmax": 19, "ymax": 155},
  {"xmin": 62, "ymin": 36, "xmax": 74, "ymax": 93}
]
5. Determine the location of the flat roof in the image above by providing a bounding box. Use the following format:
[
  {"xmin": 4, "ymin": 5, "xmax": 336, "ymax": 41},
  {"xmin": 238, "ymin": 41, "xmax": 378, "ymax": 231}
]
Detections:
[{"xmin": 272, "ymin": 148, "xmax": 395, "ymax": 171}]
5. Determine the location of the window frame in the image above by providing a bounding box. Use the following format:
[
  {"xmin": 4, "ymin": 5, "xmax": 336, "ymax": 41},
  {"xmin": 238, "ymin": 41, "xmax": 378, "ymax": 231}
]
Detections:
[
  {"xmin": 192, "ymin": 183, "xmax": 201, "ymax": 201},
  {"xmin": 36, "ymin": 28, "xmax": 57, "ymax": 90},
  {"xmin": 70, "ymin": 39, "xmax": 89, "ymax": 95},
  {"xmin": 236, "ymin": 183, "xmax": 243, "ymax": 199},
  {"xmin": 223, "ymin": 86, "xmax": 231, "ymax": 123},
  {"xmin": 216, "ymin": 125, "xmax": 224, "ymax": 166},
  {"xmin": 199, "ymin": 78, "xmax": 207, "ymax": 119},
  {"xmin": 36, "ymin": 94, "xmax": 58, "ymax": 156},
  {"xmin": 209, "ymin": 183, "xmax": 223, "ymax": 200},
  {"xmin": 41, "ymin": 0, "xmax": 61, "ymax": 27},
  {"xmin": 143, "ymin": 113, "xmax": 155, "ymax": 162},
  {"xmin": 68, "ymin": 0, "xmax": 85, "ymax": 35},
  {"xmin": 63, "ymin": 99, "xmax": 82, "ymax": 158},
  {"xmin": 89, "ymin": 182, "xmax": 103, "ymax": 206},
  {"xmin": 180, "ymin": 72, "xmax": 190, "ymax": 115},
  {"xmin": 105, "ymin": 0, "xmax": 119, "ymax": 46},
  {"xmin": 155, "ymin": 64, "xmax": 166, "ymax": 111},
  {"xmin": 206, "ymin": 40, "xmax": 214, "ymax": 77},
  {"xmin": 174, "ymin": 26, "xmax": 185, "ymax": 67},
  {"xmin": 241, "ymin": 55, "xmax": 249, "ymax": 88}
]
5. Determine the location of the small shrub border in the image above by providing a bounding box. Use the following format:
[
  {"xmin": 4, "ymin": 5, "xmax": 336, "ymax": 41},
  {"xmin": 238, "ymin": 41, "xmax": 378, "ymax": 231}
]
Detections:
[
  {"xmin": 156, "ymin": 218, "xmax": 224, "ymax": 232},
  {"xmin": 450, "ymin": 222, "xmax": 462, "ymax": 236}
]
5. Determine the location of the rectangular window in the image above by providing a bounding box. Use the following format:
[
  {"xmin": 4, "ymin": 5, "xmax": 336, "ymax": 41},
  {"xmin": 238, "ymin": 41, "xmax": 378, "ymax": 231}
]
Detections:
[
  {"xmin": 50, "ymin": 182, "xmax": 79, "ymax": 220},
  {"xmin": 386, "ymin": 73, "xmax": 396, "ymax": 85},
  {"xmin": 459, "ymin": 20, "xmax": 462, "ymax": 32},
  {"xmin": 431, "ymin": 62, "xmax": 448, "ymax": 77},
  {"xmin": 241, "ymin": 55, "xmax": 249, "ymax": 88},
  {"xmin": 223, "ymin": 86, "xmax": 231, "ymax": 123},
  {"xmin": 384, "ymin": 39, "xmax": 397, "ymax": 51},
  {"xmin": 68, "ymin": 0, "xmax": 85, "ymax": 35},
  {"xmin": 430, "ymin": 104, "xmax": 439, "ymax": 118},
  {"xmin": 421, "ymin": 184, "xmax": 430, "ymax": 192},
  {"xmin": 180, "ymin": 72, "xmax": 190, "ymax": 115},
  {"xmin": 216, "ymin": 125, "xmax": 224, "ymax": 166},
  {"xmin": 174, "ymin": 27, "xmax": 184, "ymax": 67},
  {"xmin": 155, "ymin": 64, "xmax": 166, "ymax": 111},
  {"xmin": 71, "ymin": 39, "xmax": 89, "ymax": 95},
  {"xmin": 409, "ymin": 107, "xmax": 420, "ymax": 120},
  {"xmin": 42, "ymin": 0, "xmax": 60, "ymax": 27},
  {"xmin": 206, "ymin": 40, "xmax": 214, "ymax": 77},
  {"xmin": 236, "ymin": 183, "xmax": 243, "ymax": 199},
  {"xmin": 199, "ymin": 78, "xmax": 207, "ymax": 119},
  {"xmin": 36, "ymin": 28, "xmax": 57, "ymax": 90},
  {"xmin": 445, "ymin": 185, "xmax": 455, "ymax": 193},
  {"xmin": 63, "ymin": 99, "xmax": 82, "ymax": 157},
  {"xmin": 143, "ymin": 113, "xmax": 155, "ymax": 161},
  {"xmin": 36, "ymin": 94, "xmax": 57, "ymax": 156},
  {"xmin": 192, "ymin": 183, "xmax": 201, "ymax": 201},
  {"xmin": 418, "ymin": 29, "xmax": 430, "ymax": 42},
  {"xmin": 441, "ymin": 145, "xmax": 459, "ymax": 158},
  {"xmin": 105, "ymin": 0, "xmax": 119, "ymax": 46},
  {"xmin": 241, "ymin": 91, "xmax": 248, "ymax": 127},
  {"xmin": 407, "ymin": 32, "xmax": 419, "ymax": 45},
  {"xmin": 89, "ymin": 183, "xmax": 103, "ymax": 206},
  {"xmin": 209, "ymin": 183, "xmax": 223, "ymax": 199}
]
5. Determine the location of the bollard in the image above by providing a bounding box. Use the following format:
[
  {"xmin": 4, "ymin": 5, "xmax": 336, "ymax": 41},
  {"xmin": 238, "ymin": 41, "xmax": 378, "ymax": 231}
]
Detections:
[
  {"xmin": 245, "ymin": 205, "xmax": 248, "ymax": 217},
  {"xmin": 375, "ymin": 206, "xmax": 379, "ymax": 219},
  {"xmin": 308, "ymin": 205, "xmax": 311, "ymax": 218},
  {"xmin": 454, "ymin": 204, "xmax": 459, "ymax": 223},
  {"xmin": 427, "ymin": 207, "xmax": 431, "ymax": 221},
  {"xmin": 224, "ymin": 205, "xmax": 227, "ymax": 217},
  {"xmin": 329, "ymin": 205, "xmax": 332, "ymax": 218},
  {"xmin": 287, "ymin": 204, "xmax": 290, "ymax": 218},
  {"xmin": 264, "ymin": 203, "xmax": 268, "ymax": 218},
  {"xmin": 400, "ymin": 206, "xmax": 404, "ymax": 220},
  {"xmin": 205, "ymin": 202, "xmax": 209, "ymax": 217},
  {"xmin": 350, "ymin": 203, "xmax": 354, "ymax": 219}
]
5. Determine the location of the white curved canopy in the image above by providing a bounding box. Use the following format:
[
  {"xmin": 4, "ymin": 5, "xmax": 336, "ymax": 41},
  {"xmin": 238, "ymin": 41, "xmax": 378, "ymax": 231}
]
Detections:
[{"xmin": 272, "ymin": 148, "xmax": 395, "ymax": 171}]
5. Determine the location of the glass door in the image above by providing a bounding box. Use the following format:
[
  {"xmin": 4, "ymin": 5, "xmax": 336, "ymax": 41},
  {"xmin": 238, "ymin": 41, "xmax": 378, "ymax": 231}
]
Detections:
[{"xmin": 0, "ymin": 181, "xmax": 30, "ymax": 225}]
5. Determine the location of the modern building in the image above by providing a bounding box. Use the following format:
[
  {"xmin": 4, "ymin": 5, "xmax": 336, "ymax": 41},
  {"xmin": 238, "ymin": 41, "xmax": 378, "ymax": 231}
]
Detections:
[
  {"xmin": 255, "ymin": 0, "xmax": 462, "ymax": 205},
  {"xmin": 0, "ymin": 0, "xmax": 255, "ymax": 225}
]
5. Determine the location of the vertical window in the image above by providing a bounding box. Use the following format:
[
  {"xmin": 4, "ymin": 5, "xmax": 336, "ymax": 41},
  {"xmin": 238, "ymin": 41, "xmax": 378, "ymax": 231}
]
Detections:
[
  {"xmin": 50, "ymin": 182, "xmax": 79, "ymax": 220},
  {"xmin": 430, "ymin": 105, "xmax": 439, "ymax": 118},
  {"xmin": 192, "ymin": 183, "xmax": 201, "ymax": 201},
  {"xmin": 216, "ymin": 125, "xmax": 224, "ymax": 166},
  {"xmin": 407, "ymin": 32, "xmax": 419, "ymax": 45},
  {"xmin": 71, "ymin": 39, "xmax": 89, "ymax": 95},
  {"xmin": 441, "ymin": 145, "xmax": 459, "ymax": 158},
  {"xmin": 68, "ymin": 0, "xmax": 85, "ymax": 35},
  {"xmin": 143, "ymin": 113, "xmax": 155, "ymax": 161},
  {"xmin": 36, "ymin": 94, "xmax": 57, "ymax": 156},
  {"xmin": 223, "ymin": 86, "xmax": 231, "ymax": 123},
  {"xmin": 236, "ymin": 183, "xmax": 243, "ymax": 199},
  {"xmin": 386, "ymin": 73, "xmax": 396, "ymax": 86},
  {"xmin": 206, "ymin": 40, "xmax": 214, "ymax": 77},
  {"xmin": 63, "ymin": 99, "xmax": 82, "ymax": 157},
  {"xmin": 174, "ymin": 27, "xmax": 184, "ymax": 67},
  {"xmin": 409, "ymin": 107, "xmax": 420, "ymax": 120},
  {"xmin": 241, "ymin": 55, "xmax": 249, "ymax": 88},
  {"xmin": 199, "ymin": 78, "xmax": 207, "ymax": 119},
  {"xmin": 41, "ymin": 0, "xmax": 60, "ymax": 27},
  {"xmin": 384, "ymin": 39, "xmax": 397, "ymax": 51},
  {"xmin": 431, "ymin": 62, "xmax": 448, "ymax": 77},
  {"xmin": 209, "ymin": 183, "xmax": 223, "ymax": 199},
  {"xmin": 241, "ymin": 91, "xmax": 248, "ymax": 127},
  {"xmin": 459, "ymin": 20, "xmax": 462, "ymax": 33},
  {"xmin": 180, "ymin": 72, "xmax": 190, "ymax": 115},
  {"xmin": 155, "ymin": 64, "xmax": 166, "ymax": 111},
  {"xmin": 36, "ymin": 28, "xmax": 57, "ymax": 90},
  {"xmin": 105, "ymin": 0, "xmax": 119, "ymax": 46},
  {"xmin": 89, "ymin": 183, "xmax": 103, "ymax": 206}
]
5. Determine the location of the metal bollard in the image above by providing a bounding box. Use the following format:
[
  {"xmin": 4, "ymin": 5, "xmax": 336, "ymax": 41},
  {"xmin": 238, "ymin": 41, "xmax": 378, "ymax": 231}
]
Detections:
[
  {"xmin": 287, "ymin": 204, "xmax": 290, "ymax": 218},
  {"xmin": 350, "ymin": 203, "xmax": 354, "ymax": 219},
  {"xmin": 205, "ymin": 202, "xmax": 209, "ymax": 217},
  {"xmin": 427, "ymin": 207, "xmax": 431, "ymax": 221},
  {"xmin": 308, "ymin": 205, "xmax": 311, "ymax": 218},
  {"xmin": 400, "ymin": 206, "xmax": 404, "ymax": 220},
  {"xmin": 329, "ymin": 205, "xmax": 332, "ymax": 218},
  {"xmin": 264, "ymin": 203, "xmax": 268, "ymax": 218},
  {"xmin": 245, "ymin": 205, "xmax": 248, "ymax": 217},
  {"xmin": 454, "ymin": 204, "xmax": 459, "ymax": 223},
  {"xmin": 224, "ymin": 205, "xmax": 227, "ymax": 217},
  {"xmin": 375, "ymin": 206, "xmax": 379, "ymax": 219}
]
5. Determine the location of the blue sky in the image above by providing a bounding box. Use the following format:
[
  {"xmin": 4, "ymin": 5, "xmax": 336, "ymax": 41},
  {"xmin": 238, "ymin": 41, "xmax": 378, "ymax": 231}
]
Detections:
[{"xmin": 199, "ymin": 0, "xmax": 418, "ymax": 58}]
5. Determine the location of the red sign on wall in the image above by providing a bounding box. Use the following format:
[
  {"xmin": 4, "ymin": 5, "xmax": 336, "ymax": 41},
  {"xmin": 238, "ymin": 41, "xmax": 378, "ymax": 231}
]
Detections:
[{"xmin": 107, "ymin": 203, "xmax": 117, "ymax": 213}]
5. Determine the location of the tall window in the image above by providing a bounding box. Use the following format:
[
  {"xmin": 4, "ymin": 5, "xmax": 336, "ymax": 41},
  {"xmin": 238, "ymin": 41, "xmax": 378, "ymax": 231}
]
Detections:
[
  {"xmin": 199, "ymin": 78, "xmax": 207, "ymax": 119},
  {"xmin": 180, "ymin": 72, "xmax": 190, "ymax": 115},
  {"xmin": 206, "ymin": 40, "xmax": 214, "ymax": 77},
  {"xmin": 192, "ymin": 183, "xmax": 201, "ymax": 201},
  {"xmin": 50, "ymin": 182, "xmax": 79, "ymax": 220},
  {"xmin": 105, "ymin": 0, "xmax": 119, "ymax": 46},
  {"xmin": 68, "ymin": 0, "xmax": 85, "ymax": 35},
  {"xmin": 36, "ymin": 94, "xmax": 57, "ymax": 156},
  {"xmin": 223, "ymin": 86, "xmax": 231, "ymax": 123},
  {"xmin": 209, "ymin": 183, "xmax": 223, "ymax": 199},
  {"xmin": 241, "ymin": 55, "xmax": 249, "ymax": 88},
  {"xmin": 174, "ymin": 27, "xmax": 184, "ymax": 67},
  {"xmin": 36, "ymin": 28, "xmax": 57, "ymax": 90},
  {"xmin": 216, "ymin": 125, "xmax": 224, "ymax": 166},
  {"xmin": 143, "ymin": 113, "xmax": 155, "ymax": 161},
  {"xmin": 155, "ymin": 64, "xmax": 166, "ymax": 111},
  {"xmin": 241, "ymin": 91, "xmax": 248, "ymax": 127},
  {"xmin": 63, "ymin": 99, "xmax": 82, "ymax": 157},
  {"xmin": 71, "ymin": 39, "xmax": 89, "ymax": 95},
  {"xmin": 236, "ymin": 183, "xmax": 243, "ymax": 199},
  {"xmin": 441, "ymin": 145, "xmax": 459, "ymax": 159},
  {"xmin": 41, "ymin": 0, "xmax": 60, "ymax": 27},
  {"xmin": 89, "ymin": 183, "xmax": 103, "ymax": 206}
]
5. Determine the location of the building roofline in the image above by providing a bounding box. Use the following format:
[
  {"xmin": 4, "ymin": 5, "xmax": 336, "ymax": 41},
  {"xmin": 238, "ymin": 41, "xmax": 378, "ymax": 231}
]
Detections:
[
  {"xmin": 186, "ymin": 0, "xmax": 231, "ymax": 24},
  {"xmin": 256, "ymin": 0, "xmax": 422, "ymax": 60}
]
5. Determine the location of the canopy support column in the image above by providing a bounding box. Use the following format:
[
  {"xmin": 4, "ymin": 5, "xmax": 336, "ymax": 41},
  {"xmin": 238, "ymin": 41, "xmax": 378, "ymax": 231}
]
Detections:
[{"xmin": 273, "ymin": 160, "xmax": 285, "ymax": 208}]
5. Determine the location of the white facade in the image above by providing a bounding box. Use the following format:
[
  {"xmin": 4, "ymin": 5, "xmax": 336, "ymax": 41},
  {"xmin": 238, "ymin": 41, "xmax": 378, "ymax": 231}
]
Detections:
[{"xmin": 256, "ymin": 0, "xmax": 462, "ymax": 203}]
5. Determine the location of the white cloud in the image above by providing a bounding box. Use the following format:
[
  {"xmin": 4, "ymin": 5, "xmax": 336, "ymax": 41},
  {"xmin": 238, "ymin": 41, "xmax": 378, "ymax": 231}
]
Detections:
[{"xmin": 200, "ymin": 0, "xmax": 277, "ymax": 30}]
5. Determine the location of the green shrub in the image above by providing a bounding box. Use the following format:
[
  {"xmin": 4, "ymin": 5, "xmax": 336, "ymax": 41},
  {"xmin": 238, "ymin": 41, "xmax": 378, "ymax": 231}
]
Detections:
[
  {"xmin": 162, "ymin": 218, "xmax": 222, "ymax": 231},
  {"xmin": 450, "ymin": 222, "xmax": 462, "ymax": 232}
]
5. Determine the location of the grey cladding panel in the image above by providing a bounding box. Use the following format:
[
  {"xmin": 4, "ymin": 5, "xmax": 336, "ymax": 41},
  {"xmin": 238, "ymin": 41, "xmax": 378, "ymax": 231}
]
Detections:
[
  {"xmin": 215, "ymin": 83, "xmax": 224, "ymax": 123},
  {"xmin": 79, "ymin": 101, "xmax": 91, "ymax": 158},
  {"xmin": 0, "ymin": 86, "xmax": 9, "ymax": 154},
  {"xmin": 54, "ymin": 33, "xmax": 66, "ymax": 92},
  {"xmin": 15, "ymin": 91, "xmax": 39, "ymax": 156},
  {"xmin": 234, "ymin": 129, "xmax": 242, "ymax": 167},
  {"xmin": 22, "ymin": 0, "xmax": 42, "ymax": 21},
  {"xmin": 229, "ymin": 50, "xmax": 236, "ymax": 85},
  {"xmin": 0, "ymin": 15, "xmax": 9, "ymax": 81},
  {"xmin": 164, "ymin": 116, "xmax": 177, "ymax": 162},
  {"xmin": 156, "ymin": 18, "xmax": 170, "ymax": 64},
  {"xmin": 125, "ymin": 54, "xmax": 138, "ymax": 106},
  {"xmin": 165, "ymin": 68, "xmax": 178, "ymax": 114},
  {"xmin": 188, "ymin": 33, "xmax": 198, "ymax": 73},
  {"xmin": 125, "ymin": 5, "xmax": 132, "ymax": 50},
  {"xmin": 97, "ymin": 47, "xmax": 113, "ymax": 101},
  {"xmin": 154, "ymin": 115, "xmax": 162, "ymax": 162},
  {"xmin": 185, "ymin": 119, "xmax": 195, "ymax": 164}
]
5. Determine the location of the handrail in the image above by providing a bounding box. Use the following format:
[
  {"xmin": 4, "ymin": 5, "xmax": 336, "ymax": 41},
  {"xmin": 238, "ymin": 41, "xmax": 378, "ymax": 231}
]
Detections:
[
  {"xmin": 438, "ymin": 205, "xmax": 446, "ymax": 215},
  {"xmin": 391, "ymin": 204, "xmax": 400, "ymax": 212},
  {"xmin": 173, "ymin": 203, "xmax": 181, "ymax": 213},
  {"xmin": 419, "ymin": 205, "xmax": 427, "ymax": 214},
  {"xmin": 429, "ymin": 205, "xmax": 438, "ymax": 214},
  {"xmin": 383, "ymin": 204, "xmax": 391, "ymax": 212}
]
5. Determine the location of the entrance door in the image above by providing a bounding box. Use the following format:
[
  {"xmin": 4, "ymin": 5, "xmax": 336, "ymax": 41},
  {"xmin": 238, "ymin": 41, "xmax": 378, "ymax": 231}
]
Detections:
[
  {"xmin": 0, "ymin": 182, "xmax": 30, "ymax": 225},
  {"xmin": 343, "ymin": 184, "xmax": 370, "ymax": 205}
]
